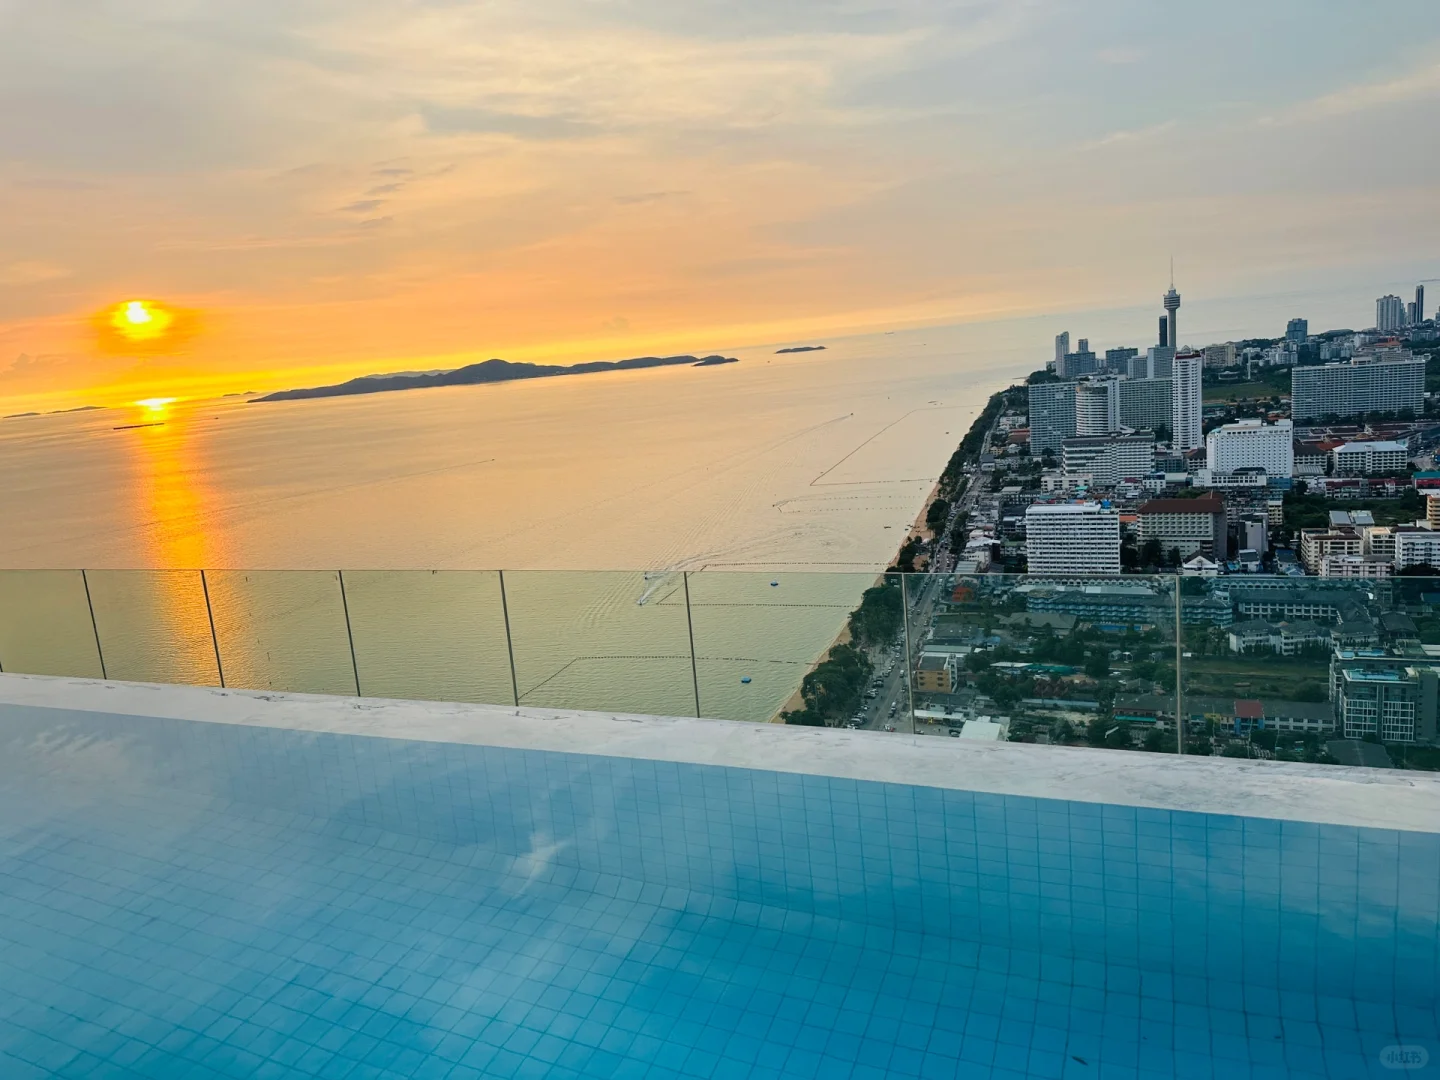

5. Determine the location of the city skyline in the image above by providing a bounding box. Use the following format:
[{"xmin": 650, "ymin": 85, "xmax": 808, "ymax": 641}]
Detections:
[{"xmin": 1, "ymin": 2, "xmax": 1438, "ymax": 411}]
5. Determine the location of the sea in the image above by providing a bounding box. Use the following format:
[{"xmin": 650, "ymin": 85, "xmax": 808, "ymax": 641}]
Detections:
[{"xmin": 0, "ymin": 286, "xmax": 1378, "ymax": 719}]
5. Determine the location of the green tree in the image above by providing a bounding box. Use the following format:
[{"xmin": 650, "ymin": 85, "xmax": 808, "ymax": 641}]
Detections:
[
  {"xmin": 1084, "ymin": 648, "xmax": 1111, "ymax": 680},
  {"xmin": 847, "ymin": 582, "xmax": 904, "ymax": 647},
  {"xmin": 926, "ymin": 498, "xmax": 952, "ymax": 534}
]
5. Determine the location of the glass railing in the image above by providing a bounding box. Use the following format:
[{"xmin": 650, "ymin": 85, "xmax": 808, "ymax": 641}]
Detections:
[{"xmin": 0, "ymin": 569, "xmax": 1435, "ymax": 769}]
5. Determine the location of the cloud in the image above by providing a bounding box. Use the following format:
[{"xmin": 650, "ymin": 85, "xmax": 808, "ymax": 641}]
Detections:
[
  {"xmin": 0, "ymin": 262, "xmax": 69, "ymax": 285},
  {"xmin": 1265, "ymin": 60, "xmax": 1440, "ymax": 124},
  {"xmin": 341, "ymin": 198, "xmax": 385, "ymax": 213},
  {"xmin": 418, "ymin": 104, "xmax": 599, "ymax": 140},
  {"xmin": 1082, "ymin": 119, "xmax": 1177, "ymax": 150},
  {"xmin": 614, "ymin": 191, "xmax": 688, "ymax": 205}
]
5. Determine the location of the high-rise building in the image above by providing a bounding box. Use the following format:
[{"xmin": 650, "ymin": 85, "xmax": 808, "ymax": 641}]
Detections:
[
  {"xmin": 1417, "ymin": 285, "xmax": 1426, "ymax": 324},
  {"xmin": 1126, "ymin": 352, "xmax": 1151, "ymax": 379},
  {"xmin": 1117, "ymin": 377, "xmax": 1172, "ymax": 431},
  {"xmin": 1164, "ymin": 283, "xmax": 1181, "ymax": 352},
  {"xmin": 1158, "ymin": 316, "xmax": 1169, "ymax": 349},
  {"xmin": 1024, "ymin": 502, "xmax": 1121, "ymax": 575},
  {"xmin": 1290, "ymin": 353, "xmax": 1425, "ymax": 421},
  {"xmin": 1377, "ymin": 294, "xmax": 1406, "ymax": 333},
  {"xmin": 1171, "ymin": 351, "xmax": 1203, "ymax": 450},
  {"xmin": 1202, "ymin": 343, "xmax": 1236, "ymax": 369},
  {"xmin": 1074, "ymin": 381, "xmax": 1115, "ymax": 436},
  {"xmin": 1063, "ymin": 343, "xmax": 1098, "ymax": 376},
  {"xmin": 1286, "ymin": 318, "xmax": 1308, "ymax": 344},
  {"xmin": 1205, "ymin": 418, "xmax": 1294, "ymax": 478},
  {"xmin": 1147, "ymin": 345, "xmax": 1174, "ymax": 379},
  {"xmin": 1061, "ymin": 433, "xmax": 1155, "ymax": 488},
  {"xmin": 1104, "ymin": 346, "xmax": 1138, "ymax": 371},
  {"xmin": 1028, "ymin": 382, "xmax": 1077, "ymax": 453},
  {"xmin": 1055, "ymin": 331, "xmax": 1070, "ymax": 368}
]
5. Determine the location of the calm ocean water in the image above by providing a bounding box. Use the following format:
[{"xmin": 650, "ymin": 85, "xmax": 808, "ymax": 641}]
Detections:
[{"xmin": 0, "ymin": 291, "xmax": 1363, "ymax": 718}]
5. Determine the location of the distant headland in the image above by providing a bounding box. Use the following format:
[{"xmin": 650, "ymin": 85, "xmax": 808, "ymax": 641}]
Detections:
[
  {"xmin": 254, "ymin": 354, "xmax": 739, "ymax": 403},
  {"xmin": 775, "ymin": 345, "xmax": 826, "ymax": 354}
]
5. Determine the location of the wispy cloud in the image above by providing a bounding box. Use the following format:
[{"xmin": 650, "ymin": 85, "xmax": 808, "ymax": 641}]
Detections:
[{"xmin": 1263, "ymin": 60, "xmax": 1440, "ymax": 124}]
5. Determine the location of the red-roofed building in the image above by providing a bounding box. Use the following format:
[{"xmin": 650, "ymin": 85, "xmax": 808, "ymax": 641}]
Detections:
[
  {"xmin": 1136, "ymin": 493, "xmax": 1228, "ymax": 560},
  {"xmin": 1234, "ymin": 699, "xmax": 1265, "ymax": 735}
]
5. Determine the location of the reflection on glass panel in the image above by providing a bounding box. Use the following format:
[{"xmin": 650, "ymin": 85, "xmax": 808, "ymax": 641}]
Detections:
[
  {"xmin": 687, "ymin": 571, "xmax": 878, "ymax": 724},
  {"xmin": 205, "ymin": 570, "xmax": 357, "ymax": 695},
  {"xmin": 1175, "ymin": 574, "xmax": 1406, "ymax": 762},
  {"xmin": 342, "ymin": 571, "xmax": 514, "ymax": 705},
  {"xmin": 0, "ymin": 570, "xmax": 103, "ymax": 679},
  {"xmin": 909, "ymin": 574, "xmax": 1186, "ymax": 750},
  {"xmin": 85, "ymin": 570, "xmax": 221, "ymax": 686},
  {"xmin": 504, "ymin": 571, "xmax": 695, "ymax": 717}
]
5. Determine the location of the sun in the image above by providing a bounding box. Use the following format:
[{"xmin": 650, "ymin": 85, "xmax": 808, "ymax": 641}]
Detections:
[
  {"xmin": 109, "ymin": 300, "xmax": 176, "ymax": 343},
  {"xmin": 135, "ymin": 397, "xmax": 178, "ymax": 412}
]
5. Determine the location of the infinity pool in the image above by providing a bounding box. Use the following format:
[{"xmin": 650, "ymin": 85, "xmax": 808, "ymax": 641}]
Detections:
[{"xmin": 0, "ymin": 692, "xmax": 1436, "ymax": 1080}]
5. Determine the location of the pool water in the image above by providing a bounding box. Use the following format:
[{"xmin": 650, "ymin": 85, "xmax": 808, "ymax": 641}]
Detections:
[{"xmin": 0, "ymin": 705, "xmax": 1436, "ymax": 1079}]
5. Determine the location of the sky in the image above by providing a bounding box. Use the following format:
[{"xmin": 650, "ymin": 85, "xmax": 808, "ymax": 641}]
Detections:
[{"xmin": 1, "ymin": 0, "xmax": 1438, "ymax": 411}]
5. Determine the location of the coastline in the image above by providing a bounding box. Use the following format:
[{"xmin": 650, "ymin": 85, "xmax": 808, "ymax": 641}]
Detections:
[{"xmin": 767, "ymin": 379, "xmax": 1020, "ymax": 723}]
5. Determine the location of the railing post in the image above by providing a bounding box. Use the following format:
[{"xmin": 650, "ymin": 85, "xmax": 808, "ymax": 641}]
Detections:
[
  {"xmin": 683, "ymin": 571, "xmax": 701, "ymax": 718},
  {"xmin": 1174, "ymin": 577, "xmax": 1185, "ymax": 755},
  {"xmin": 200, "ymin": 569, "xmax": 226, "ymax": 689},
  {"xmin": 81, "ymin": 569, "xmax": 107, "ymax": 681},
  {"xmin": 498, "ymin": 570, "xmax": 520, "ymax": 708},
  {"xmin": 338, "ymin": 570, "xmax": 362, "ymax": 697}
]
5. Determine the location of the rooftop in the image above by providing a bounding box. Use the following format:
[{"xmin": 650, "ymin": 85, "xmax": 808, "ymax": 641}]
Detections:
[
  {"xmin": 2, "ymin": 660, "xmax": 1439, "ymax": 1077},
  {"xmin": 1137, "ymin": 494, "xmax": 1224, "ymax": 514}
]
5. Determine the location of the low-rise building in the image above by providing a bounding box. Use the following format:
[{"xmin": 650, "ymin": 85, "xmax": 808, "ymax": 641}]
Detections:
[
  {"xmin": 1331, "ymin": 441, "xmax": 1410, "ymax": 476},
  {"xmin": 1227, "ymin": 620, "xmax": 1330, "ymax": 656},
  {"xmin": 915, "ymin": 654, "xmax": 956, "ymax": 694},
  {"xmin": 1299, "ymin": 527, "xmax": 1362, "ymax": 574},
  {"xmin": 1136, "ymin": 493, "xmax": 1227, "ymax": 560},
  {"xmin": 1320, "ymin": 554, "xmax": 1393, "ymax": 579},
  {"xmin": 1335, "ymin": 667, "xmax": 1439, "ymax": 744},
  {"xmin": 1293, "ymin": 441, "xmax": 1329, "ymax": 476},
  {"xmin": 1393, "ymin": 526, "xmax": 1440, "ymax": 571}
]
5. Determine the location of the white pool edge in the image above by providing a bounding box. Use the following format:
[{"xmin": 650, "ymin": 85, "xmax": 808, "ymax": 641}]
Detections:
[{"xmin": 2, "ymin": 673, "xmax": 1438, "ymax": 832}]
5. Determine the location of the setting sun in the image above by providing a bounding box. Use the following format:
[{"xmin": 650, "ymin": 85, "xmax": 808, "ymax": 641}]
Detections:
[
  {"xmin": 135, "ymin": 396, "xmax": 178, "ymax": 411},
  {"xmin": 110, "ymin": 300, "xmax": 175, "ymax": 343}
]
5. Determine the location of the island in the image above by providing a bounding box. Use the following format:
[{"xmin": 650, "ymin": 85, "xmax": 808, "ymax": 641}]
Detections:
[
  {"xmin": 254, "ymin": 354, "xmax": 740, "ymax": 403},
  {"xmin": 775, "ymin": 345, "xmax": 826, "ymax": 354}
]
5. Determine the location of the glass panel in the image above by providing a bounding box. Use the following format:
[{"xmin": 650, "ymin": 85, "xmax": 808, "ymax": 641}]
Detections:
[
  {"xmin": 0, "ymin": 570, "xmax": 103, "ymax": 678},
  {"xmin": 341, "ymin": 571, "xmax": 514, "ymax": 705},
  {"xmin": 931, "ymin": 574, "xmax": 1181, "ymax": 751},
  {"xmin": 1179, "ymin": 574, "xmax": 1391, "ymax": 762},
  {"xmin": 84, "ymin": 570, "xmax": 221, "ymax": 686},
  {"xmin": 503, "ymin": 571, "xmax": 695, "ymax": 717},
  {"xmin": 205, "ymin": 570, "xmax": 357, "ymax": 695},
  {"xmin": 688, "ymin": 571, "xmax": 881, "ymax": 724}
]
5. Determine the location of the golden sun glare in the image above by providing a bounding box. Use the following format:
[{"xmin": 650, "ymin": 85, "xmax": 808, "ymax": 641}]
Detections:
[{"xmin": 110, "ymin": 300, "xmax": 176, "ymax": 343}]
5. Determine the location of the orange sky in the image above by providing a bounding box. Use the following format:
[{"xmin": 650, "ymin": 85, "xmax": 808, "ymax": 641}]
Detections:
[{"xmin": 2, "ymin": 1, "xmax": 1438, "ymax": 413}]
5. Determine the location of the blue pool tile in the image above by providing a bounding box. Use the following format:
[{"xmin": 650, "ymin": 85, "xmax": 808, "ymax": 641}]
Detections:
[{"xmin": 0, "ymin": 707, "xmax": 1437, "ymax": 1080}]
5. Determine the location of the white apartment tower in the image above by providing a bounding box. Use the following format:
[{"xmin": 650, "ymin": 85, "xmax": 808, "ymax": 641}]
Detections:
[
  {"xmin": 1074, "ymin": 380, "xmax": 1116, "ymax": 435},
  {"xmin": 1205, "ymin": 419, "xmax": 1294, "ymax": 478},
  {"xmin": 1172, "ymin": 351, "xmax": 1203, "ymax": 450},
  {"xmin": 1376, "ymin": 295, "xmax": 1406, "ymax": 333},
  {"xmin": 1024, "ymin": 502, "xmax": 1121, "ymax": 575},
  {"xmin": 1055, "ymin": 331, "xmax": 1070, "ymax": 368}
]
